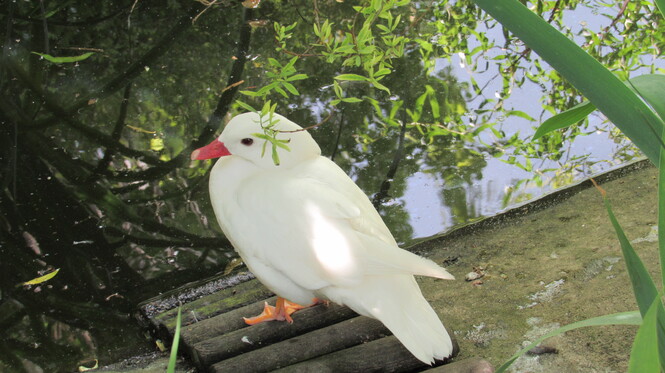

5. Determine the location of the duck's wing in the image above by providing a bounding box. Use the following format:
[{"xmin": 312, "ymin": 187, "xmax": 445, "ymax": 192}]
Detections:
[{"xmin": 233, "ymin": 157, "xmax": 452, "ymax": 293}]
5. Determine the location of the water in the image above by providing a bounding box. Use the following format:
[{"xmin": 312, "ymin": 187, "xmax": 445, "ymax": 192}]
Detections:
[{"xmin": 0, "ymin": 1, "xmax": 659, "ymax": 371}]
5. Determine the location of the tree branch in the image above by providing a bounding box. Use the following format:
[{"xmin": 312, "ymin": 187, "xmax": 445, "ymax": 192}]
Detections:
[
  {"xmin": 1, "ymin": 63, "xmax": 162, "ymax": 165},
  {"xmin": 107, "ymin": 6, "xmax": 254, "ymax": 182},
  {"xmin": 105, "ymin": 227, "xmax": 230, "ymax": 249},
  {"xmin": 89, "ymin": 83, "xmax": 133, "ymax": 181}
]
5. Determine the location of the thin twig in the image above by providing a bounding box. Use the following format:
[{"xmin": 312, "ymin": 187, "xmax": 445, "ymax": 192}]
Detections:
[
  {"xmin": 193, "ymin": 0, "xmax": 218, "ymax": 24},
  {"xmin": 38, "ymin": 0, "xmax": 49, "ymax": 53},
  {"xmin": 57, "ymin": 47, "xmax": 105, "ymax": 53},
  {"xmin": 128, "ymin": 0, "xmax": 140, "ymax": 28}
]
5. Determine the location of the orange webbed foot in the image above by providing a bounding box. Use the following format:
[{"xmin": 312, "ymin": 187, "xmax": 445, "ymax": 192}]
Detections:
[{"xmin": 243, "ymin": 297, "xmax": 309, "ymax": 325}]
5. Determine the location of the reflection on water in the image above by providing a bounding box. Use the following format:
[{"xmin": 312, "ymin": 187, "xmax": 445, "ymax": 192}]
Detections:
[{"xmin": 0, "ymin": 0, "xmax": 657, "ymax": 371}]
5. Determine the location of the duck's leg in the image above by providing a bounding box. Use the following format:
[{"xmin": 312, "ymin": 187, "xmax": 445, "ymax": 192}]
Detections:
[{"xmin": 243, "ymin": 297, "xmax": 310, "ymax": 325}]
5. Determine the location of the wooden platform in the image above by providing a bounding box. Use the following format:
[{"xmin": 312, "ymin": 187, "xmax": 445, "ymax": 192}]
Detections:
[{"xmin": 139, "ymin": 276, "xmax": 492, "ymax": 372}]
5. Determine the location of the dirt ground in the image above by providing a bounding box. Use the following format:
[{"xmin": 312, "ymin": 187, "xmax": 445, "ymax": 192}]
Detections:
[{"xmin": 416, "ymin": 161, "xmax": 660, "ymax": 372}]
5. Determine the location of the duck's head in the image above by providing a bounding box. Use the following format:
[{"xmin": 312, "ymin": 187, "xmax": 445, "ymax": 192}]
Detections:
[{"xmin": 191, "ymin": 112, "xmax": 321, "ymax": 169}]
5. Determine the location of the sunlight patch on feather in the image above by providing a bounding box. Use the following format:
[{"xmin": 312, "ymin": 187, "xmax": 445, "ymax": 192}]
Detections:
[{"xmin": 306, "ymin": 202, "xmax": 355, "ymax": 278}]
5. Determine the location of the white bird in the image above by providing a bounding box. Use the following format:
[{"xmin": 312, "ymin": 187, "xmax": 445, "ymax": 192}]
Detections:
[{"xmin": 191, "ymin": 112, "xmax": 455, "ymax": 364}]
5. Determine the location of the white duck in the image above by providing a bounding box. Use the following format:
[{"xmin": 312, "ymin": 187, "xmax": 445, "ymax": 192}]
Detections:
[{"xmin": 191, "ymin": 112, "xmax": 455, "ymax": 364}]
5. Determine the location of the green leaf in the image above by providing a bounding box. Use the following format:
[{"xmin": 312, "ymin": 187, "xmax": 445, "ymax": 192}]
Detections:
[
  {"xmin": 630, "ymin": 75, "xmax": 665, "ymax": 121},
  {"xmin": 286, "ymin": 73, "xmax": 308, "ymax": 82},
  {"xmin": 239, "ymin": 90, "xmax": 261, "ymax": 97},
  {"xmin": 598, "ymin": 171, "xmax": 665, "ymax": 368},
  {"xmin": 370, "ymin": 79, "xmax": 391, "ymax": 94},
  {"xmin": 273, "ymin": 139, "xmax": 291, "ymax": 151},
  {"xmin": 274, "ymin": 85, "xmax": 289, "ymax": 98},
  {"xmin": 429, "ymin": 97, "xmax": 440, "ymax": 119},
  {"xmin": 261, "ymin": 101, "xmax": 272, "ymax": 117},
  {"xmin": 506, "ymin": 110, "xmax": 535, "ymax": 121},
  {"xmin": 375, "ymin": 67, "xmax": 391, "ymax": 77},
  {"xmin": 334, "ymin": 74, "xmax": 369, "ymax": 81},
  {"xmin": 235, "ymin": 100, "xmax": 256, "ymax": 113},
  {"xmin": 496, "ymin": 311, "xmax": 642, "ymax": 373},
  {"xmin": 282, "ymin": 81, "xmax": 300, "ymax": 96},
  {"xmin": 657, "ymin": 124, "xmax": 665, "ymax": 371},
  {"xmin": 166, "ymin": 306, "xmax": 182, "ymax": 373},
  {"xmin": 78, "ymin": 360, "xmax": 98, "ymax": 372},
  {"xmin": 389, "ymin": 100, "xmax": 403, "ymax": 119},
  {"xmin": 628, "ymin": 295, "xmax": 664, "ymax": 373},
  {"xmin": 533, "ymin": 101, "xmax": 596, "ymax": 140},
  {"xmin": 471, "ymin": 0, "xmax": 664, "ymax": 164},
  {"xmin": 271, "ymin": 144, "xmax": 280, "ymax": 166},
  {"xmin": 342, "ymin": 97, "xmax": 363, "ymax": 103},
  {"xmin": 32, "ymin": 52, "xmax": 94, "ymax": 63},
  {"xmin": 21, "ymin": 268, "xmax": 60, "ymax": 286},
  {"xmin": 601, "ymin": 189, "xmax": 660, "ymax": 316},
  {"xmin": 284, "ymin": 56, "xmax": 298, "ymax": 70}
]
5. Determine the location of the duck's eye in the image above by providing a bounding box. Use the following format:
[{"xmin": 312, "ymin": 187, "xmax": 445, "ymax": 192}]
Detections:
[{"xmin": 241, "ymin": 138, "xmax": 254, "ymax": 146}]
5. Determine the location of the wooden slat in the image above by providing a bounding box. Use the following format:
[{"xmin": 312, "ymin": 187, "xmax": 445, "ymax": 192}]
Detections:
[
  {"xmin": 141, "ymin": 277, "xmax": 273, "ymax": 333},
  {"xmin": 181, "ymin": 296, "xmax": 278, "ymax": 346},
  {"xmin": 272, "ymin": 335, "xmax": 434, "ymax": 372}
]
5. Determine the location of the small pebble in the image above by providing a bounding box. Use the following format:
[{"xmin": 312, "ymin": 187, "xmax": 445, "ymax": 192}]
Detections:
[{"xmin": 465, "ymin": 271, "xmax": 485, "ymax": 281}]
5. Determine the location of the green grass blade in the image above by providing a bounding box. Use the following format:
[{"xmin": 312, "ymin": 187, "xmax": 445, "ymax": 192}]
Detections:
[
  {"xmin": 657, "ymin": 117, "xmax": 665, "ymax": 371},
  {"xmin": 630, "ymin": 75, "xmax": 665, "ymax": 121},
  {"xmin": 660, "ymin": 305, "xmax": 665, "ymax": 372},
  {"xmin": 532, "ymin": 101, "xmax": 595, "ymax": 140},
  {"xmin": 660, "ymin": 123, "xmax": 665, "ymax": 291},
  {"xmin": 599, "ymin": 183, "xmax": 665, "ymax": 369},
  {"xmin": 471, "ymin": 0, "xmax": 664, "ymax": 164},
  {"xmin": 600, "ymin": 190, "xmax": 659, "ymax": 316},
  {"xmin": 496, "ymin": 311, "xmax": 641, "ymax": 373},
  {"xmin": 167, "ymin": 306, "xmax": 182, "ymax": 373},
  {"xmin": 628, "ymin": 295, "xmax": 665, "ymax": 372}
]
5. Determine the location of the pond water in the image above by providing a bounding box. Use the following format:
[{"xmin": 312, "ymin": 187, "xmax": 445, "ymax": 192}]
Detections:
[{"xmin": 1, "ymin": 1, "xmax": 660, "ymax": 371}]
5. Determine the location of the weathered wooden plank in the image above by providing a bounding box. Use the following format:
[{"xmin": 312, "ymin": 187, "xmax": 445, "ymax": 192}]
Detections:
[
  {"xmin": 190, "ymin": 302, "xmax": 358, "ymax": 367},
  {"xmin": 148, "ymin": 280, "xmax": 273, "ymax": 335},
  {"xmin": 271, "ymin": 335, "xmax": 436, "ymax": 372},
  {"xmin": 181, "ymin": 296, "xmax": 278, "ymax": 346},
  {"xmin": 209, "ymin": 316, "xmax": 390, "ymax": 373}
]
